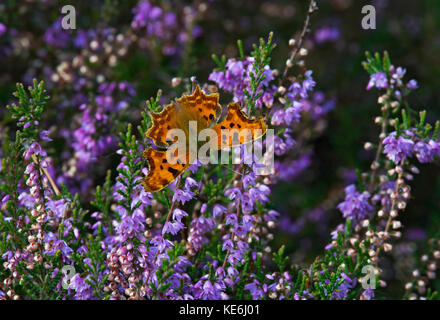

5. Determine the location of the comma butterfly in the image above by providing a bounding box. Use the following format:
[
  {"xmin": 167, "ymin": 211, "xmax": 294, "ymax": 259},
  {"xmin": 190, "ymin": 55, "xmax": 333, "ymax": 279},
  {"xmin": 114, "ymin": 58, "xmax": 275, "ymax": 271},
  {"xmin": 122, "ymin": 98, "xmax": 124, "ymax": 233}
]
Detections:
[{"xmin": 142, "ymin": 85, "xmax": 267, "ymax": 192}]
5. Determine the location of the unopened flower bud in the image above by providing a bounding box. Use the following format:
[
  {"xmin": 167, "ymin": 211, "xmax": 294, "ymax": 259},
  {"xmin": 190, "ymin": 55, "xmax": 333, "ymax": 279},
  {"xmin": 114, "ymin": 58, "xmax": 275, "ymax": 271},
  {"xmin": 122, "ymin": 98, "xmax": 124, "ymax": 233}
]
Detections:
[
  {"xmin": 390, "ymin": 101, "xmax": 399, "ymax": 108},
  {"xmin": 371, "ymin": 161, "xmax": 380, "ymax": 170},
  {"xmin": 392, "ymin": 231, "xmax": 402, "ymax": 238},
  {"xmin": 392, "ymin": 220, "xmax": 401, "ymax": 229},
  {"xmin": 397, "ymin": 201, "xmax": 406, "ymax": 210},
  {"xmin": 364, "ymin": 142, "xmax": 374, "ymax": 150},
  {"xmin": 277, "ymin": 86, "xmax": 286, "ymax": 94},
  {"xmin": 384, "ymin": 243, "xmax": 393, "ymax": 252},
  {"xmin": 410, "ymin": 166, "xmax": 420, "ymax": 174},
  {"xmin": 171, "ymin": 77, "xmax": 182, "ymax": 87}
]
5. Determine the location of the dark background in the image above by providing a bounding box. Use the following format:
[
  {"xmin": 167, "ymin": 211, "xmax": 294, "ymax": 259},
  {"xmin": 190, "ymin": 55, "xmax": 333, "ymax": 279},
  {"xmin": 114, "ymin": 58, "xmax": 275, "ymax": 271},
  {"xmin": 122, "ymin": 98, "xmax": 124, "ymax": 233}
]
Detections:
[{"xmin": 1, "ymin": 0, "xmax": 440, "ymax": 298}]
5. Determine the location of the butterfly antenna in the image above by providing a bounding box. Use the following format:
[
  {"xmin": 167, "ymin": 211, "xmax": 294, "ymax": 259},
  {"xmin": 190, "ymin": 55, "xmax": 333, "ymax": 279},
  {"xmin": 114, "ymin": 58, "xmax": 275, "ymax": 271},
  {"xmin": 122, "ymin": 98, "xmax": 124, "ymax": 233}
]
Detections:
[{"xmin": 220, "ymin": 164, "xmax": 245, "ymax": 176}]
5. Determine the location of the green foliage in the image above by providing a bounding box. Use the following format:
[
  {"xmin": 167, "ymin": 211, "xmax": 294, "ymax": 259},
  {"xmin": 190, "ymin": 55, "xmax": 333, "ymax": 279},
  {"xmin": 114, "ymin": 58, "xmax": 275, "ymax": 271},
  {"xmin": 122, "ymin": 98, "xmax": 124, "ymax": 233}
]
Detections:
[
  {"xmin": 244, "ymin": 32, "xmax": 276, "ymax": 114},
  {"xmin": 116, "ymin": 123, "xmax": 143, "ymax": 215},
  {"xmin": 362, "ymin": 51, "xmax": 391, "ymax": 75},
  {"xmin": 7, "ymin": 80, "xmax": 49, "ymax": 142}
]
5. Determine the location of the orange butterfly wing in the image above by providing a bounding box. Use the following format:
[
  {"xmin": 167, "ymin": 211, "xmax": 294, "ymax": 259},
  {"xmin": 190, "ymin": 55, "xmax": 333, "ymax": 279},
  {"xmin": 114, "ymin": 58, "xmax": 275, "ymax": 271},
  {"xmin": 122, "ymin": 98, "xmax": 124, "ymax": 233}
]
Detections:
[
  {"xmin": 211, "ymin": 102, "xmax": 267, "ymax": 148},
  {"xmin": 145, "ymin": 103, "xmax": 179, "ymax": 148},
  {"xmin": 142, "ymin": 87, "xmax": 267, "ymax": 193},
  {"xmin": 143, "ymin": 86, "xmax": 220, "ymax": 192},
  {"xmin": 176, "ymin": 85, "xmax": 222, "ymax": 127},
  {"xmin": 142, "ymin": 148, "xmax": 189, "ymax": 192}
]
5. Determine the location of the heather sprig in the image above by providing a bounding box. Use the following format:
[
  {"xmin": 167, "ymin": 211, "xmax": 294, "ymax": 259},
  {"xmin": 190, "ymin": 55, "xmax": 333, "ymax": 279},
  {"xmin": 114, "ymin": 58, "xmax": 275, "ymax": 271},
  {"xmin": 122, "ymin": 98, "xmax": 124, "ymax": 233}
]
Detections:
[
  {"xmin": 323, "ymin": 52, "xmax": 440, "ymax": 299},
  {"xmin": 1, "ymin": 81, "xmax": 82, "ymax": 300},
  {"xmin": 7, "ymin": 80, "xmax": 49, "ymax": 143},
  {"xmin": 244, "ymin": 32, "xmax": 276, "ymax": 114}
]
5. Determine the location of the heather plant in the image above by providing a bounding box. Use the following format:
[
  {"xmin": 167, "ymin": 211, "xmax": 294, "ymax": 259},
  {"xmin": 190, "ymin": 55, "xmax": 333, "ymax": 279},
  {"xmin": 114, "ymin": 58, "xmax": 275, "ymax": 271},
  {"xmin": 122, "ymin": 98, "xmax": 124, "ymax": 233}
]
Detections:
[{"xmin": 1, "ymin": 0, "xmax": 440, "ymax": 301}]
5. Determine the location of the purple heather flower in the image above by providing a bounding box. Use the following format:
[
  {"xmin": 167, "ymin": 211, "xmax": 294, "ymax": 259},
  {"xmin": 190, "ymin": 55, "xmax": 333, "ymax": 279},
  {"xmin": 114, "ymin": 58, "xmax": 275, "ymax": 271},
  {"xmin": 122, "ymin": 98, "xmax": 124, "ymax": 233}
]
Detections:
[
  {"xmin": 414, "ymin": 140, "xmax": 440, "ymax": 163},
  {"xmin": 184, "ymin": 177, "xmax": 200, "ymax": 190},
  {"xmin": 23, "ymin": 142, "xmax": 47, "ymax": 160},
  {"xmin": 196, "ymin": 280, "xmax": 222, "ymax": 299},
  {"xmin": 188, "ymin": 217, "xmax": 215, "ymax": 251},
  {"xmin": 40, "ymin": 130, "xmax": 52, "ymax": 141},
  {"xmin": 407, "ymin": 79, "xmax": 418, "ymax": 90},
  {"xmin": 245, "ymin": 280, "xmax": 265, "ymax": 299},
  {"xmin": 222, "ymin": 239, "xmax": 234, "ymax": 251},
  {"xmin": 150, "ymin": 235, "xmax": 173, "ymax": 252},
  {"xmin": 332, "ymin": 274, "xmax": 356, "ymax": 299},
  {"xmin": 392, "ymin": 67, "xmax": 406, "ymax": 80},
  {"xmin": 242, "ymin": 214, "xmax": 256, "ymax": 231},
  {"xmin": 44, "ymin": 233, "xmax": 73, "ymax": 261},
  {"xmin": 0, "ymin": 23, "xmax": 6, "ymax": 36},
  {"xmin": 382, "ymin": 131, "xmax": 414, "ymax": 163},
  {"xmin": 225, "ymin": 187, "xmax": 242, "ymax": 201},
  {"xmin": 1, "ymin": 195, "xmax": 10, "ymax": 207},
  {"xmin": 172, "ymin": 189, "xmax": 195, "ymax": 205},
  {"xmin": 361, "ymin": 288, "xmax": 375, "ymax": 300},
  {"xmin": 44, "ymin": 18, "xmax": 70, "ymax": 48},
  {"xmin": 227, "ymin": 59, "xmax": 245, "ymax": 78},
  {"xmin": 302, "ymin": 70, "xmax": 316, "ymax": 93},
  {"xmin": 225, "ymin": 213, "xmax": 238, "ymax": 226},
  {"xmin": 337, "ymin": 185, "xmax": 373, "ymax": 221},
  {"xmin": 173, "ymin": 208, "xmax": 188, "ymax": 222},
  {"xmin": 287, "ymin": 71, "xmax": 316, "ymax": 100},
  {"xmin": 70, "ymin": 274, "xmax": 95, "ymax": 300},
  {"xmin": 163, "ymin": 220, "xmax": 185, "ymax": 235},
  {"xmin": 241, "ymin": 193, "xmax": 254, "ymax": 213},
  {"xmin": 46, "ymin": 198, "xmax": 70, "ymax": 219},
  {"xmin": 271, "ymin": 109, "xmax": 285, "ymax": 126},
  {"xmin": 264, "ymin": 210, "xmax": 280, "ymax": 222},
  {"xmin": 188, "ymin": 158, "xmax": 202, "ymax": 173},
  {"xmin": 249, "ymin": 185, "xmax": 270, "ymax": 204},
  {"xmin": 208, "ymin": 57, "xmax": 275, "ymax": 108},
  {"xmin": 366, "ymin": 72, "xmax": 388, "ymax": 90},
  {"xmin": 131, "ymin": 0, "xmax": 198, "ymax": 56},
  {"xmin": 73, "ymin": 30, "xmax": 88, "ymax": 48},
  {"xmin": 262, "ymin": 91, "xmax": 274, "ymax": 108},
  {"xmin": 242, "ymin": 173, "xmax": 256, "ymax": 190},
  {"xmin": 276, "ymin": 153, "xmax": 311, "ymax": 181},
  {"xmin": 284, "ymin": 103, "xmax": 302, "ymax": 125},
  {"xmin": 212, "ymin": 204, "xmax": 226, "ymax": 218},
  {"xmin": 315, "ymin": 26, "xmax": 340, "ymax": 44}
]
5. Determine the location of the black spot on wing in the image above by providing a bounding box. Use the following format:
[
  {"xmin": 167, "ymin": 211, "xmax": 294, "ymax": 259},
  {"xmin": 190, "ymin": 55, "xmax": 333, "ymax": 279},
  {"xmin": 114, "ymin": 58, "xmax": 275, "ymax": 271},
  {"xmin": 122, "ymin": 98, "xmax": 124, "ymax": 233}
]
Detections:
[{"xmin": 168, "ymin": 167, "xmax": 180, "ymax": 177}]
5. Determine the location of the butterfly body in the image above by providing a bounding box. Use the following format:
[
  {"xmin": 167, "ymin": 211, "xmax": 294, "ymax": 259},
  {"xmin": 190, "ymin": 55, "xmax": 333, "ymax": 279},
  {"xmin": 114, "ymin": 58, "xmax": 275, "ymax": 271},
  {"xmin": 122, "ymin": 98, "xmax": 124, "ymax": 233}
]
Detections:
[{"xmin": 142, "ymin": 85, "xmax": 267, "ymax": 192}]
